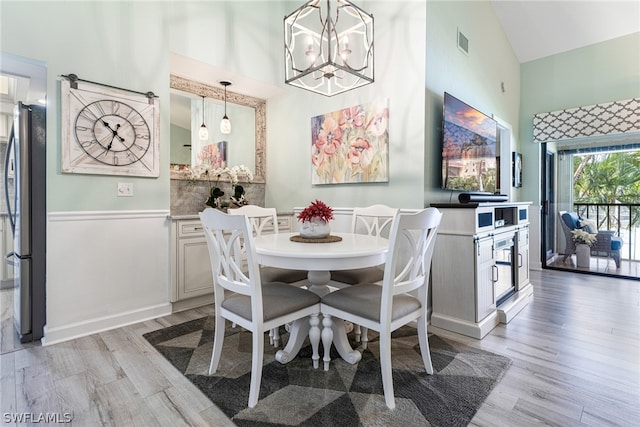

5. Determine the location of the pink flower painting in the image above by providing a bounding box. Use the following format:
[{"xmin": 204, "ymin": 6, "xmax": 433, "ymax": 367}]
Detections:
[
  {"xmin": 198, "ymin": 141, "xmax": 227, "ymax": 169},
  {"xmin": 311, "ymin": 99, "xmax": 389, "ymax": 184}
]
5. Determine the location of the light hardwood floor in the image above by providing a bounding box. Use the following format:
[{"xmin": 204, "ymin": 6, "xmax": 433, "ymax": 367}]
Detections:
[
  {"xmin": 1, "ymin": 269, "xmax": 638, "ymax": 426},
  {"xmin": 547, "ymin": 253, "xmax": 640, "ymax": 279}
]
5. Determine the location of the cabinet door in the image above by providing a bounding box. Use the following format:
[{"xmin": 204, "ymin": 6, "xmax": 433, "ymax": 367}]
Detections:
[
  {"xmin": 177, "ymin": 236, "xmax": 214, "ymax": 300},
  {"xmin": 475, "ymin": 236, "xmax": 496, "ymax": 322},
  {"xmin": 276, "ymin": 214, "xmax": 292, "ymax": 232},
  {"xmin": 516, "ymin": 227, "xmax": 530, "ymax": 288}
]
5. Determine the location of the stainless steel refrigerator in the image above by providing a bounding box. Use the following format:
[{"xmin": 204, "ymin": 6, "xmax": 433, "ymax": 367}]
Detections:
[{"xmin": 4, "ymin": 102, "xmax": 46, "ymax": 343}]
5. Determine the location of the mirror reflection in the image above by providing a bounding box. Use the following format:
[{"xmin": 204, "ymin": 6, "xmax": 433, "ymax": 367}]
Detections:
[
  {"xmin": 169, "ymin": 90, "xmax": 255, "ymax": 170},
  {"xmin": 169, "ymin": 74, "xmax": 266, "ymax": 182}
]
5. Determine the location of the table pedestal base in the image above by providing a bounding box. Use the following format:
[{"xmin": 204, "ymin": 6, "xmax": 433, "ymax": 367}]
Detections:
[
  {"xmin": 275, "ymin": 269, "xmax": 361, "ymax": 368},
  {"xmin": 275, "ymin": 315, "xmax": 361, "ymax": 369}
]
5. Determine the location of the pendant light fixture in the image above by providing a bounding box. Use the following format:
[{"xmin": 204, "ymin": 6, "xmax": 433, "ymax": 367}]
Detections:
[
  {"xmin": 220, "ymin": 81, "xmax": 232, "ymax": 134},
  {"xmin": 284, "ymin": 0, "xmax": 374, "ymax": 97},
  {"xmin": 198, "ymin": 95, "xmax": 209, "ymax": 140}
]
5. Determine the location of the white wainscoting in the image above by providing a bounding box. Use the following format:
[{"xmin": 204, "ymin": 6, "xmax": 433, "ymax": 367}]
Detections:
[
  {"xmin": 44, "ymin": 210, "xmax": 172, "ymax": 345},
  {"xmin": 291, "ymin": 207, "xmax": 421, "ymax": 233}
]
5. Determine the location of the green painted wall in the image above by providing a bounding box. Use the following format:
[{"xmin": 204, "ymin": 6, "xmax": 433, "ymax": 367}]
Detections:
[
  {"xmin": 5, "ymin": 0, "xmax": 629, "ymax": 216},
  {"xmin": 266, "ymin": 1, "xmax": 427, "ymax": 210},
  {"xmin": 1, "ymin": 1, "xmax": 170, "ymax": 212},
  {"xmin": 425, "ymin": 0, "xmax": 521, "ymax": 203},
  {"xmin": 519, "ymin": 32, "xmax": 640, "ymax": 204},
  {"xmin": 2, "ymin": 0, "xmax": 428, "ymax": 213}
]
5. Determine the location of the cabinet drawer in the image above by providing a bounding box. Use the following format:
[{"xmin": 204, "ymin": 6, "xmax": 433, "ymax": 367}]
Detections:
[
  {"xmin": 178, "ymin": 220, "xmax": 205, "ymax": 237},
  {"xmin": 276, "ymin": 215, "xmax": 292, "ymax": 232}
]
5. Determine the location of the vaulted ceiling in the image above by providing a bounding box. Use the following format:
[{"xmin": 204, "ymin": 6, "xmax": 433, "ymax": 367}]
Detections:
[{"xmin": 491, "ymin": 0, "xmax": 640, "ymax": 63}]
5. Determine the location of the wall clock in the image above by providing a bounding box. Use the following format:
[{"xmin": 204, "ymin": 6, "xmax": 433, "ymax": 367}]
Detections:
[{"xmin": 61, "ymin": 78, "xmax": 160, "ymax": 177}]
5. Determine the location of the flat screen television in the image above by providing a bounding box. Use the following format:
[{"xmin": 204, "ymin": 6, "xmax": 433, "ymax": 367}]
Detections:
[{"xmin": 441, "ymin": 92, "xmax": 498, "ymax": 193}]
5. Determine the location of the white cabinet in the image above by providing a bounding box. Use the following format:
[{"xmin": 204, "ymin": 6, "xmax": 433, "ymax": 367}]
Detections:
[
  {"xmin": 430, "ymin": 202, "xmax": 533, "ymax": 339},
  {"xmin": 516, "ymin": 227, "xmax": 530, "ymax": 289},
  {"xmin": 172, "ymin": 220, "xmax": 213, "ymax": 302},
  {"xmin": 475, "ymin": 235, "xmax": 496, "ymax": 322},
  {"xmin": 170, "ymin": 213, "xmax": 293, "ymax": 309}
]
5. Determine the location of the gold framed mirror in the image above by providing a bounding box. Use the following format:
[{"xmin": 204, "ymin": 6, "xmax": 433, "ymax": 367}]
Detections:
[{"xmin": 169, "ymin": 74, "xmax": 266, "ymax": 183}]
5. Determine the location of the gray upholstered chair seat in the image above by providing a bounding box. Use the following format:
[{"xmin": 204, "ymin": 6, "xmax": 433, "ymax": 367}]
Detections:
[
  {"xmin": 321, "ymin": 284, "xmax": 420, "ymax": 322},
  {"xmin": 260, "ymin": 266, "xmax": 307, "ymax": 284},
  {"xmin": 222, "ymin": 282, "xmax": 320, "ymax": 321},
  {"xmin": 329, "ymin": 267, "xmax": 384, "ymax": 286},
  {"xmin": 318, "ymin": 208, "xmax": 442, "ymax": 410},
  {"xmin": 200, "ymin": 208, "xmax": 321, "ymax": 408}
]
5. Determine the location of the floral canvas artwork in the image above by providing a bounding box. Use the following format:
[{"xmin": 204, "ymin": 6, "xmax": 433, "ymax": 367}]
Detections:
[
  {"xmin": 311, "ymin": 99, "xmax": 389, "ymax": 185},
  {"xmin": 197, "ymin": 141, "xmax": 227, "ymax": 169}
]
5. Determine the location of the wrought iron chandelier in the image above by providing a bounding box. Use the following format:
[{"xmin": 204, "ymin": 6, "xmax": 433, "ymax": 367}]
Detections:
[{"xmin": 284, "ymin": 0, "xmax": 374, "ymax": 97}]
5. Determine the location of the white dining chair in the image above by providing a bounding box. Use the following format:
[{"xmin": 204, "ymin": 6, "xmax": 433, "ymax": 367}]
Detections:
[
  {"xmin": 329, "ymin": 204, "xmax": 399, "ymax": 343},
  {"xmin": 199, "ymin": 208, "xmax": 321, "ymax": 408},
  {"xmin": 228, "ymin": 205, "xmax": 308, "ymax": 284},
  {"xmin": 320, "ymin": 207, "xmax": 442, "ymax": 409},
  {"xmin": 228, "ymin": 205, "xmax": 309, "ymax": 347}
]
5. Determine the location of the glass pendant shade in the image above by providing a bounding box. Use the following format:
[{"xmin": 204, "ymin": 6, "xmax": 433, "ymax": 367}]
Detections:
[
  {"xmin": 219, "ymin": 81, "xmax": 232, "ymax": 134},
  {"xmin": 220, "ymin": 115, "xmax": 231, "ymax": 134},
  {"xmin": 198, "ymin": 95, "xmax": 208, "ymax": 140},
  {"xmin": 198, "ymin": 123, "xmax": 209, "ymax": 140},
  {"xmin": 284, "ymin": 0, "xmax": 374, "ymax": 97}
]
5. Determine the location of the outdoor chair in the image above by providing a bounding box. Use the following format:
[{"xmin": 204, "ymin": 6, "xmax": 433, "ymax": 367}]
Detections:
[{"xmin": 559, "ymin": 211, "xmax": 622, "ymax": 268}]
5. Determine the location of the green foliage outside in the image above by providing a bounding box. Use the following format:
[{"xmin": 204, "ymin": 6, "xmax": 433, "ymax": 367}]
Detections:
[{"xmin": 573, "ymin": 150, "xmax": 640, "ymax": 228}]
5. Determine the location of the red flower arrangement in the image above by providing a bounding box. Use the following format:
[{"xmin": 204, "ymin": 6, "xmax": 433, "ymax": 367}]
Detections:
[{"xmin": 297, "ymin": 200, "xmax": 334, "ymax": 224}]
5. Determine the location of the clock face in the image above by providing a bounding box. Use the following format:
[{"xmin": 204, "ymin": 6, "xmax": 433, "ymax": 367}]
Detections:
[
  {"xmin": 74, "ymin": 100, "xmax": 151, "ymax": 167},
  {"xmin": 61, "ymin": 80, "xmax": 160, "ymax": 177}
]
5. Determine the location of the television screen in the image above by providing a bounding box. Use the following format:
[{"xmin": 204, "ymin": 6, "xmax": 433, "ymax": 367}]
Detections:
[{"xmin": 441, "ymin": 92, "xmax": 497, "ymax": 193}]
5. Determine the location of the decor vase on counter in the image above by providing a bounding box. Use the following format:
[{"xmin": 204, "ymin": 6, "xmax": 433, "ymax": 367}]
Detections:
[{"xmin": 297, "ymin": 199, "xmax": 334, "ymax": 239}]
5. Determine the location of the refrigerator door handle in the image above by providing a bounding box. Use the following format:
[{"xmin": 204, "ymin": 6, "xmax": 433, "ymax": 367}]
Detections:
[
  {"xmin": 5, "ymin": 251, "xmax": 30, "ymax": 264},
  {"xmin": 4, "ymin": 125, "xmax": 16, "ymax": 235},
  {"xmin": 5, "ymin": 251, "xmax": 18, "ymax": 266}
]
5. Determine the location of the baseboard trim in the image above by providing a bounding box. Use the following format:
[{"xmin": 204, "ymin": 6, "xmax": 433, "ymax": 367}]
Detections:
[
  {"xmin": 497, "ymin": 284, "xmax": 534, "ymax": 324},
  {"xmin": 430, "ymin": 311, "xmax": 499, "ymax": 339},
  {"xmin": 41, "ymin": 303, "xmax": 172, "ymax": 346},
  {"xmin": 171, "ymin": 295, "xmax": 213, "ymax": 313}
]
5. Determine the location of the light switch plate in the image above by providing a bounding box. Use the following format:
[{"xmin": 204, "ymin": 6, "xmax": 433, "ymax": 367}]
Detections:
[{"xmin": 117, "ymin": 182, "xmax": 134, "ymax": 197}]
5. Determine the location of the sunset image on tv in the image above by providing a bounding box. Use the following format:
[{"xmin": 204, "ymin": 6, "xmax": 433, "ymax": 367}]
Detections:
[{"xmin": 441, "ymin": 93, "xmax": 497, "ymax": 193}]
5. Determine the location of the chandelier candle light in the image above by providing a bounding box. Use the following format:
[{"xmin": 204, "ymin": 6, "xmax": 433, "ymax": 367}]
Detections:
[
  {"xmin": 297, "ymin": 199, "xmax": 334, "ymax": 238},
  {"xmin": 284, "ymin": 0, "xmax": 374, "ymax": 97}
]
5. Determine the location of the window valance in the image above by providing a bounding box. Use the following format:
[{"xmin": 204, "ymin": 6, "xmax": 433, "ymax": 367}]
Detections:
[{"xmin": 533, "ymin": 98, "xmax": 640, "ymax": 143}]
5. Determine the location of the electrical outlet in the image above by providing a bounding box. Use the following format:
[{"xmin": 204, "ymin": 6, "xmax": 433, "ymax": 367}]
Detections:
[{"xmin": 117, "ymin": 182, "xmax": 134, "ymax": 197}]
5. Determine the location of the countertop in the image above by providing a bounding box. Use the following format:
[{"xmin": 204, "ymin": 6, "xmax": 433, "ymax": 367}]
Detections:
[{"xmin": 169, "ymin": 211, "xmax": 294, "ymax": 221}]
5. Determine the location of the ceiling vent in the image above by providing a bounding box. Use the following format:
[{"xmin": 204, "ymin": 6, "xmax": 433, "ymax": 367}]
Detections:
[{"xmin": 457, "ymin": 29, "xmax": 469, "ymax": 55}]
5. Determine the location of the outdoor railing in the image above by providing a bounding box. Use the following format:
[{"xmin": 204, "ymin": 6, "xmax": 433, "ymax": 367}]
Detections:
[{"xmin": 574, "ymin": 203, "xmax": 640, "ymax": 261}]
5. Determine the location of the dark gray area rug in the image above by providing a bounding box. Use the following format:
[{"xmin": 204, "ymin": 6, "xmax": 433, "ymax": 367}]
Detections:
[{"xmin": 143, "ymin": 316, "xmax": 511, "ymax": 427}]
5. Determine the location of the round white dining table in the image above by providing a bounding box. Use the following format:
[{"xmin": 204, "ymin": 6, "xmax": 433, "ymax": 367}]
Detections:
[{"xmin": 253, "ymin": 232, "xmax": 389, "ymax": 368}]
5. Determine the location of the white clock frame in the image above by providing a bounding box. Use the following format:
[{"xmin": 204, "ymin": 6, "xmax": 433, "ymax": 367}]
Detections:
[{"xmin": 61, "ymin": 79, "xmax": 160, "ymax": 177}]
